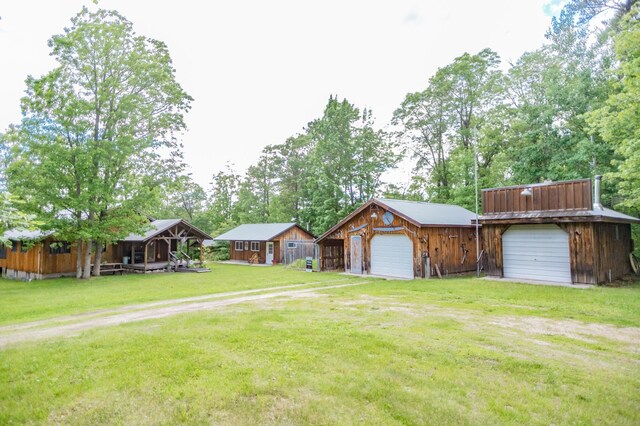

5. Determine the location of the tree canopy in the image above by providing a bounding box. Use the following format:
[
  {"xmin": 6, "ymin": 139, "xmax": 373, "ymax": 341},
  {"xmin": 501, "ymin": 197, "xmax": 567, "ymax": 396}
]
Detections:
[{"xmin": 7, "ymin": 7, "xmax": 192, "ymax": 278}]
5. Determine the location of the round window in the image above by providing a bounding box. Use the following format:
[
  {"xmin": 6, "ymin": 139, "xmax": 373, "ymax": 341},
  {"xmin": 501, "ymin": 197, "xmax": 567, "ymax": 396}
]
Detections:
[{"xmin": 382, "ymin": 211, "xmax": 394, "ymax": 225}]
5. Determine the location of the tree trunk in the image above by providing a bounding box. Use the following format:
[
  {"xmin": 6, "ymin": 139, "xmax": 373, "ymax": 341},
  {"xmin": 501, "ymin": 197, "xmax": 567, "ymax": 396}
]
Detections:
[
  {"xmin": 93, "ymin": 241, "xmax": 103, "ymax": 277},
  {"xmin": 82, "ymin": 239, "xmax": 92, "ymax": 279},
  {"xmin": 76, "ymin": 239, "xmax": 83, "ymax": 279}
]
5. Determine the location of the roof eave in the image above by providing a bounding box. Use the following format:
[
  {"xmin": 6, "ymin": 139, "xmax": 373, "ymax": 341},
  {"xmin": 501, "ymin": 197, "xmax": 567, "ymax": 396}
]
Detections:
[{"xmin": 315, "ymin": 198, "xmax": 423, "ymax": 243}]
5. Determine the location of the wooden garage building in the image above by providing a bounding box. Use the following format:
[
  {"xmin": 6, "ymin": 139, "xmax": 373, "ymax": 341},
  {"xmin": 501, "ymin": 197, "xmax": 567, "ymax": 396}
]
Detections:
[
  {"xmin": 479, "ymin": 177, "xmax": 639, "ymax": 284},
  {"xmin": 213, "ymin": 223, "xmax": 315, "ymax": 264},
  {"xmin": 0, "ymin": 218, "xmax": 212, "ymax": 279},
  {"xmin": 316, "ymin": 198, "xmax": 480, "ymax": 279}
]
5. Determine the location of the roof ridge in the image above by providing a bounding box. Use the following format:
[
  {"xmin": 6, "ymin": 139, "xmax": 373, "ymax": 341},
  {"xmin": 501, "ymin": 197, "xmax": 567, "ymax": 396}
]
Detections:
[{"xmin": 376, "ymin": 198, "xmax": 470, "ymax": 209}]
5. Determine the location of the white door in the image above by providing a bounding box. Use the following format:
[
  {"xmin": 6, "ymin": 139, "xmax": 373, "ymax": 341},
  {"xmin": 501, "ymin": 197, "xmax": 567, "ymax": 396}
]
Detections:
[
  {"xmin": 370, "ymin": 234, "xmax": 414, "ymax": 279},
  {"xmin": 502, "ymin": 224, "xmax": 571, "ymax": 283},
  {"xmin": 266, "ymin": 242, "xmax": 274, "ymax": 265}
]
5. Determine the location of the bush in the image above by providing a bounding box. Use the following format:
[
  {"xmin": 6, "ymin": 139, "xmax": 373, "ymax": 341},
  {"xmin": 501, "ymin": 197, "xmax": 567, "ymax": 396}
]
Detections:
[{"xmin": 206, "ymin": 242, "xmax": 230, "ymax": 261}]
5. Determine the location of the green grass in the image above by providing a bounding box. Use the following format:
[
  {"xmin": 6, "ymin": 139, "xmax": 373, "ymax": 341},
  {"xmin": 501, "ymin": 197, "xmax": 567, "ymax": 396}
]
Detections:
[
  {"xmin": 328, "ymin": 276, "xmax": 640, "ymax": 327},
  {"xmin": 0, "ymin": 264, "xmax": 354, "ymax": 325},
  {"xmin": 1, "ymin": 270, "xmax": 639, "ymax": 424}
]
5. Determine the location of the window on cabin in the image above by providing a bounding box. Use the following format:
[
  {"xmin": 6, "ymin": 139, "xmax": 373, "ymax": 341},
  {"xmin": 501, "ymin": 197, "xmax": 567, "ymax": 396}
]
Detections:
[
  {"xmin": 244, "ymin": 241, "xmax": 249, "ymax": 251},
  {"xmin": 251, "ymin": 242, "xmax": 260, "ymax": 251},
  {"xmin": 0, "ymin": 244, "xmax": 6, "ymax": 259},
  {"xmin": 11, "ymin": 241, "xmax": 17, "ymax": 252},
  {"xmin": 235, "ymin": 241, "xmax": 244, "ymax": 251},
  {"xmin": 49, "ymin": 241, "xmax": 72, "ymax": 255},
  {"xmin": 287, "ymin": 242, "xmax": 297, "ymax": 249}
]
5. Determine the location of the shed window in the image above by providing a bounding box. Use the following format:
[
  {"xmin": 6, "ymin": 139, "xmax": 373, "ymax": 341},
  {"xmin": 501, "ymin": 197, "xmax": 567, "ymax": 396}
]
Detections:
[
  {"xmin": 0, "ymin": 244, "xmax": 6, "ymax": 259},
  {"xmin": 235, "ymin": 241, "xmax": 244, "ymax": 251},
  {"xmin": 244, "ymin": 241, "xmax": 249, "ymax": 251},
  {"xmin": 251, "ymin": 241, "xmax": 260, "ymax": 251},
  {"xmin": 287, "ymin": 242, "xmax": 297, "ymax": 249},
  {"xmin": 11, "ymin": 241, "xmax": 17, "ymax": 252},
  {"xmin": 50, "ymin": 241, "xmax": 71, "ymax": 255}
]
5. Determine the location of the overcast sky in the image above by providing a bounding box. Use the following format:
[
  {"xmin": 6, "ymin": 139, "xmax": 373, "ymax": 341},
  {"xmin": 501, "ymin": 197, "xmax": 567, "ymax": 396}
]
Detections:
[{"xmin": 0, "ymin": 0, "xmax": 564, "ymax": 189}]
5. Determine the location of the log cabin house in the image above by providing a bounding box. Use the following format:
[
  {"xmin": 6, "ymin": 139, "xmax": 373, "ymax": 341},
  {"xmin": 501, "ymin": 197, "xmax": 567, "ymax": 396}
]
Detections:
[
  {"xmin": 213, "ymin": 223, "xmax": 315, "ymax": 264},
  {"xmin": 479, "ymin": 176, "xmax": 639, "ymax": 284},
  {"xmin": 316, "ymin": 198, "xmax": 481, "ymax": 279},
  {"xmin": 0, "ymin": 218, "xmax": 212, "ymax": 280}
]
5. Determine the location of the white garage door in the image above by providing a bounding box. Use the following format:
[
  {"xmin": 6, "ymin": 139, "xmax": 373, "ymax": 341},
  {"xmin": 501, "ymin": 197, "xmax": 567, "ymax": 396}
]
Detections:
[
  {"xmin": 370, "ymin": 234, "xmax": 414, "ymax": 279},
  {"xmin": 502, "ymin": 224, "xmax": 571, "ymax": 283}
]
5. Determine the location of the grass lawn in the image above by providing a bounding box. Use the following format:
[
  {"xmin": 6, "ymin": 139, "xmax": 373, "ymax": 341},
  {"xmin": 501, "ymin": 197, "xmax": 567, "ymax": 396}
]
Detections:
[
  {"xmin": 0, "ymin": 264, "xmax": 357, "ymax": 326},
  {"xmin": 1, "ymin": 268, "xmax": 639, "ymax": 424}
]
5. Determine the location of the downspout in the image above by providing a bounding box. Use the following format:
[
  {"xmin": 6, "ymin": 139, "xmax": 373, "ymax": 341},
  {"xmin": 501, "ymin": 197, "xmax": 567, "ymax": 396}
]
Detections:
[{"xmin": 593, "ymin": 175, "xmax": 604, "ymax": 211}]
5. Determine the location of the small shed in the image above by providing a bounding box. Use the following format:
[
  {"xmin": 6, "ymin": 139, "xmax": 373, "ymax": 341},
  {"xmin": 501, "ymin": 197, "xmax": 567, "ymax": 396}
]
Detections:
[
  {"xmin": 118, "ymin": 218, "xmax": 213, "ymax": 272},
  {"xmin": 213, "ymin": 223, "xmax": 315, "ymax": 264},
  {"xmin": 479, "ymin": 177, "xmax": 639, "ymax": 284},
  {"xmin": 316, "ymin": 198, "xmax": 480, "ymax": 279}
]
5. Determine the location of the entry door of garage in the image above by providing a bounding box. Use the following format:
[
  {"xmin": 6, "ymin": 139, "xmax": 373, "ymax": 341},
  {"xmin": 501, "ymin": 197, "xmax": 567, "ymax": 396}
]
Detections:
[
  {"xmin": 370, "ymin": 234, "xmax": 414, "ymax": 279},
  {"xmin": 502, "ymin": 224, "xmax": 571, "ymax": 283}
]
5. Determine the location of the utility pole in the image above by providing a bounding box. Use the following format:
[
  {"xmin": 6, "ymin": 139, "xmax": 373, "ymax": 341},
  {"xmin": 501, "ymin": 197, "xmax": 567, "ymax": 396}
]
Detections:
[{"xmin": 474, "ymin": 128, "xmax": 480, "ymax": 278}]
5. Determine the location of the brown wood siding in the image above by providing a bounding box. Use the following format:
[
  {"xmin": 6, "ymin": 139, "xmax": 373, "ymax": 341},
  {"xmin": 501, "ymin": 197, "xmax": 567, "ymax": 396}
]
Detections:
[
  {"xmin": 483, "ymin": 179, "xmax": 592, "ymax": 214},
  {"xmin": 0, "ymin": 239, "xmax": 121, "ymax": 276},
  {"xmin": 0, "ymin": 241, "xmax": 41, "ymax": 273},
  {"xmin": 418, "ymin": 227, "xmax": 480, "ymax": 277},
  {"xmin": 559, "ymin": 223, "xmax": 596, "ymax": 284},
  {"xmin": 319, "ymin": 240, "xmax": 344, "ymax": 271},
  {"xmin": 318, "ymin": 205, "xmax": 479, "ymax": 277},
  {"xmin": 481, "ymin": 224, "xmax": 510, "ymax": 277},
  {"xmin": 592, "ymin": 223, "xmax": 632, "ymax": 284},
  {"xmin": 230, "ymin": 240, "xmax": 266, "ymax": 263},
  {"xmin": 275, "ymin": 226, "xmax": 315, "ymax": 263},
  {"xmin": 274, "ymin": 241, "xmax": 281, "ymax": 263}
]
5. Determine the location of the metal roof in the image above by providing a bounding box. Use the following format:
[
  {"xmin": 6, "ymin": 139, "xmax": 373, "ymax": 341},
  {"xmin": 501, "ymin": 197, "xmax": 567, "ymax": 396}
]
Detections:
[
  {"xmin": 123, "ymin": 219, "xmax": 212, "ymax": 242},
  {"xmin": 316, "ymin": 198, "xmax": 477, "ymax": 243},
  {"xmin": 2, "ymin": 229, "xmax": 53, "ymax": 241},
  {"xmin": 480, "ymin": 207, "xmax": 640, "ymax": 223},
  {"xmin": 213, "ymin": 223, "xmax": 303, "ymax": 241},
  {"xmin": 375, "ymin": 198, "xmax": 477, "ymax": 226}
]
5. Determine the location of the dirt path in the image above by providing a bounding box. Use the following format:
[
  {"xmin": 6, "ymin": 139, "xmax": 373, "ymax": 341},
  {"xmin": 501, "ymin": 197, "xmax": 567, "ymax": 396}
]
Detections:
[
  {"xmin": 0, "ymin": 278, "xmax": 354, "ymax": 333},
  {"xmin": 0, "ymin": 281, "xmax": 372, "ymax": 349}
]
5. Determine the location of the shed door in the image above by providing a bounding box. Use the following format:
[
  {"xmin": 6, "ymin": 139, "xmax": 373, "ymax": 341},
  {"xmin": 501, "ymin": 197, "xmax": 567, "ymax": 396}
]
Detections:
[
  {"xmin": 350, "ymin": 236, "xmax": 362, "ymax": 274},
  {"xmin": 502, "ymin": 224, "xmax": 571, "ymax": 283},
  {"xmin": 370, "ymin": 234, "xmax": 414, "ymax": 279}
]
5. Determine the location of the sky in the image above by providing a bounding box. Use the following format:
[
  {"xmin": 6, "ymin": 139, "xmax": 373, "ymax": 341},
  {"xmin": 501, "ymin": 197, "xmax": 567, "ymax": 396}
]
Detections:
[{"xmin": 0, "ymin": 0, "xmax": 563, "ymax": 189}]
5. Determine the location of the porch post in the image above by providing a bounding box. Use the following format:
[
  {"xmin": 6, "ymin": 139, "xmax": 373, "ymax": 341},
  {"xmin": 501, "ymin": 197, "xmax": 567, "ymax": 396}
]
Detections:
[{"xmin": 144, "ymin": 242, "xmax": 148, "ymax": 273}]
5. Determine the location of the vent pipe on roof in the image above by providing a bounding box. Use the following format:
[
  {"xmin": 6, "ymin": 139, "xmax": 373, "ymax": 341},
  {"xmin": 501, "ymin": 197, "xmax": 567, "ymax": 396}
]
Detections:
[{"xmin": 593, "ymin": 175, "xmax": 604, "ymax": 211}]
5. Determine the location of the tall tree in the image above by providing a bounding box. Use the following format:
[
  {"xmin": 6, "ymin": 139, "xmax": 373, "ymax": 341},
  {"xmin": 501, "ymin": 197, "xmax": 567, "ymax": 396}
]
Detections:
[
  {"xmin": 393, "ymin": 49, "xmax": 502, "ymax": 209},
  {"xmin": 151, "ymin": 174, "xmax": 209, "ymax": 230},
  {"xmin": 269, "ymin": 135, "xmax": 313, "ymax": 223},
  {"xmin": 587, "ymin": 4, "xmax": 640, "ymax": 211},
  {"xmin": 393, "ymin": 85, "xmax": 453, "ymax": 202},
  {"xmin": 7, "ymin": 8, "xmax": 192, "ymax": 278},
  {"xmin": 208, "ymin": 164, "xmax": 240, "ymax": 234},
  {"xmin": 304, "ymin": 96, "xmax": 395, "ymax": 234}
]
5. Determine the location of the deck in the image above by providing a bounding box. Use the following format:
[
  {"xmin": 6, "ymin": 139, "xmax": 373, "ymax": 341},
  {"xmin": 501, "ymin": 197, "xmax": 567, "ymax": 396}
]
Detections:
[
  {"xmin": 122, "ymin": 261, "xmax": 211, "ymax": 273},
  {"xmin": 122, "ymin": 262, "xmax": 170, "ymax": 272}
]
